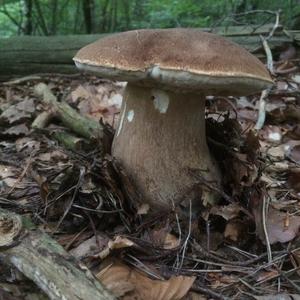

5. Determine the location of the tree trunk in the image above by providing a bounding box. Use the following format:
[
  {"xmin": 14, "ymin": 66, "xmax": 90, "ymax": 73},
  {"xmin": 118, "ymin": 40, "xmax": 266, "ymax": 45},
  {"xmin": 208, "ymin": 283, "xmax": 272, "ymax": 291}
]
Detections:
[
  {"xmin": 21, "ymin": 0, "xmax": 33, "ymax": 35},
  {"xmin": 33, "ymin": 0, "xmax": 49, "ymax": 35},
  {"xmin": 50, "ymin": 0, "xmax": 58, "ymax": 35},
  {"xmin": 82, "ymin": 0, "xmax": 94, "ymax": 34}
]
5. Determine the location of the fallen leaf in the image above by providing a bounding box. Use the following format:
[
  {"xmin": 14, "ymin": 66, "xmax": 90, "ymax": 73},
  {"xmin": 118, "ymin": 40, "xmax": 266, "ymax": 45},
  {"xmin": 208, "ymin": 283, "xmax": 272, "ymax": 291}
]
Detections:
[
  {"xmin": 289, "ymin": 144, "xmax": 300, "ymax": 162},
  {"xmin": 70, "ymin": 233, "xmax": 110, "ymax": 259},
  {"xmin": 163, "ymin": 233, "xmax": 180, "ymax": 250},
  {"xmin": 0, "ymin": 98, "xmax": 35, "ymax": 124},
  {"xmin": 3, "ymin": 124, "xmax": 29, "ymax": 136},
  {"xmin": 97, "ymin": 261, "xmax": 195, "ymax": 300},
  {"xmin": 256, "ymin": 269, "xmax": 279, "ymax": 282},
  {"xmin": 255, "ymin": 207, "xmax": 300, "ymax": 244},
  {"xmin": 224, "ymin": 219, "xmax": 247, "ymax": 243},
  {"xmin": 210, "ymin": 203, "xmax": 242, "ymax": 221},
  {"xmin": 37, "ymin": 150, "xmax": 68, "ymax": 162}
]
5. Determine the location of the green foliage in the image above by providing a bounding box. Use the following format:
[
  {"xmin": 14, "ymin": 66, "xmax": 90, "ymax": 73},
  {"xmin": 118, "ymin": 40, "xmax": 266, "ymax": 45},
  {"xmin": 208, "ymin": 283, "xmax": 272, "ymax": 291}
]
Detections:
[{"xmin": 0, "ymin": 0, "xmax": 300, "ymax": 37}]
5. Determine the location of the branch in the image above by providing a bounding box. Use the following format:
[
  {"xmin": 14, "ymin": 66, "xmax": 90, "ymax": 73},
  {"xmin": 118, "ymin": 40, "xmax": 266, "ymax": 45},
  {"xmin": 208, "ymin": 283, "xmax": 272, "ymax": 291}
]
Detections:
[
  {"xmin": 34, "ymin": 83, "xmax": 104, "ymax": 140},
  {"xmin": 0, "ymin": 208, "xmax": 115, "ymax": 300}
]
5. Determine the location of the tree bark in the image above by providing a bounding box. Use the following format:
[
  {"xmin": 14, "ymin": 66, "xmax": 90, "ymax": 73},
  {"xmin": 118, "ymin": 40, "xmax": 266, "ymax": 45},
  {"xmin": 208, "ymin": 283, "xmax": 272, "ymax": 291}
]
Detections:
[
  {"xmin": 21, "ymin": 0, "xmax": 33, "ymax": 35},
  {"xmin": 0, "ymin": 208, "xmax": 115, "ymax": 300},
  {"xmin": 82, "ymin": 0, "xmax": 94, "ymax": 33},
  {"xmin": 33, "ymin": 0, "xmax": 49, "ymax": 35}
]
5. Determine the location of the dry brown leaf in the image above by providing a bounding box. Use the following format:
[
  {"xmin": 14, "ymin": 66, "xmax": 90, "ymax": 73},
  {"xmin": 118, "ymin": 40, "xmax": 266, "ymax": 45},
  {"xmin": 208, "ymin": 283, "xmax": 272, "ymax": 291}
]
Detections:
[
  {"xmin": 37, "ymin": 150, "xmax": 68, "ymax": 162},
  {"xmin": 71, "ymin": 85, "xmax": 92, "ymax": 102},
  {"xmin": 97, "ymin": 261, "xmax": 195, "ymax": 300},
  {"xmin": 99, "ymin": 236, "xmax": 135, "ymax": 259},
  {"xmin": 224, "ymin": 219, "xmax": 246, "ymax": 243},
  {"xmin": 163, "ymin": 233, "xmax": 180, "ymax": 250},
  {"xmin": 256, "ymin": 269, "xmax": 279, "ymax": 282},
  {"xmin": 3, "ymin": 124, "xmax": 29, "ymax": 136},
  {"xmin": 15, "ymin": 137, "xmax": 40, "ymax": 153},
  {"xmin": 266, "ymin": 145, "xmax": 286, "ymax": 160},
  {"xmin": 210, "ymin": 203, "xmax": 242, "ymax": 221},
  {"xmin": 71, "ymin": 83, "xmax": 122, "ymax": 127},
  {"xmin": 256, "ymin": 207, "xmax": 300, "ymax": 244},
  {"xmin": 207, "ymin": 273, "xmax": 238, "ymax": 288},
  {"xmin": 289, "ymin": 144, "xmax": 300, "ymax": 163},
  {"xmin": 0, "ymin": 98, "xmax": 35, "ymax": 124},
  {"xmin": 69, "ymin": 233, "xmax": 110, "ymax": 259},
  {"xmin": 288, "ymin": 168, "xmax": 300, "ymax": 192}
]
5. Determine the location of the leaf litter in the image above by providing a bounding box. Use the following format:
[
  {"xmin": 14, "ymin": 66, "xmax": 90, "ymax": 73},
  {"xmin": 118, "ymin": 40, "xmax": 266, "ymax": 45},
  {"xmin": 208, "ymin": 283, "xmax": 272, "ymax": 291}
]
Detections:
[{"xmin": 1, "ymin": 57, "xmax": 300, "ymax": 299}]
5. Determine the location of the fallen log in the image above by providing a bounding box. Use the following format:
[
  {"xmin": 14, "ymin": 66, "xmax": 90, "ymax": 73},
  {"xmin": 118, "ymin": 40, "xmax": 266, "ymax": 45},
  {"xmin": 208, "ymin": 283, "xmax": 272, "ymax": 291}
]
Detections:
[
  {"xmin": 0, "ymin": 208, "xmax": 115, "ymax": 300},
  {"xmin": 0, "ymin": 25, "xmax": 298, "ymax": 81}
]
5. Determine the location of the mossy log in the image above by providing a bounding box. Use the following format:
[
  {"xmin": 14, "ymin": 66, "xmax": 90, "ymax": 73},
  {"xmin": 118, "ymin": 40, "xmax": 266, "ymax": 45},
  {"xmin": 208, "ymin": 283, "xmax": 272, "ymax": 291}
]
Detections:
[
  {"xmin": 0, "ymin": 208, "xmax": 115, "ymax": 300},
  {"xmin": 0, "ymin": 25, "xmax": 298, "ymax": 81}
]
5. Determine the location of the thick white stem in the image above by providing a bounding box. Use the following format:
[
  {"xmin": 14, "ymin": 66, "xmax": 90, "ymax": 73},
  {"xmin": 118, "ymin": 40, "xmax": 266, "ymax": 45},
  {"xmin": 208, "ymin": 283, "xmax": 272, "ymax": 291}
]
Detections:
[{"xmin": 112, "ymin": 83, "xmax": 221, "ymax": 210}]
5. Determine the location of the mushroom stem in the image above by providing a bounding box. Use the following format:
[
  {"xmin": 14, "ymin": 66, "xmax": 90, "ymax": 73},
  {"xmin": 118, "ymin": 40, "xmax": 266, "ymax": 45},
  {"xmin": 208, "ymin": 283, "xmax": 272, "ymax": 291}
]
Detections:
[{"xmin": 112, "ymin": 83, "xmax": 221, "ymax": 210}]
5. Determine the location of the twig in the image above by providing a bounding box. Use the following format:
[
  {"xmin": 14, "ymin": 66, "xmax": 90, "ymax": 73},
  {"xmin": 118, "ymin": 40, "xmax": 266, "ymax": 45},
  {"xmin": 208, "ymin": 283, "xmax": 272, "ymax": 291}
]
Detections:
[
  {"xmin": 125, "ymin": 254, "xmax": 164, "ymax": 280},
  {"xmin": 54, "ymin": 166, "xmax": 85, "ymax": 232},
  {"xmin": 1, "ymin": 75, "xmax": 42, "ymax": 86},
  {"xmin": 34, "ymin": 83, "xmax": 104, "ymax": 140},
  {"xmin": 255, "ymin": 88, "xmax": 271, "ymax": 130},
  {"xmin": 192, "ymin": 285, "xmax": 229, "ymax": 300},
  {"xmin": 7, "ymin": 153, "xmax": 35, "ymax": 196},
  {"xmin": 262, "ymin": 195, "xmax": 272, "ymax": 263},
  {"xmin": 178, "ymin": 199, "xmax": 192, "ymax": 270},
  {"xmin": 261, "ymin": 36, "xmax": 274, "ymax": 75},
  {"xmin": 192, "ymin": 241, "xmax": 287, "ymax": 267}
]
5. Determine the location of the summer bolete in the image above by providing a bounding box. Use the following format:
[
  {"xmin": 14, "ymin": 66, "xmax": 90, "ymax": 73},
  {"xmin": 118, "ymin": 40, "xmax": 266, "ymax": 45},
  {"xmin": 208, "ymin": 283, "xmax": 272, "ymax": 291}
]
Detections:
[{"xmin": 73, "ymin": 29, "xmax": 273, "ymax": 211}]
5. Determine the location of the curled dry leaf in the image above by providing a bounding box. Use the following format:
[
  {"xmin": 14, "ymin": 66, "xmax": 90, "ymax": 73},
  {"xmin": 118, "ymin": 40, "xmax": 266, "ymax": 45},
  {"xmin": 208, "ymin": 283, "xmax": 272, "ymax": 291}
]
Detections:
[
  {"xmin": 99, "ymin": 236, "xmax": 134, "ymax": 259},
  {"xmin": 163, "ymin": 233, "xmax": 180, "ymax": 250},
  {"xmin": 97, "ymin": 261, "xmax": 195, "ymax": 300}
]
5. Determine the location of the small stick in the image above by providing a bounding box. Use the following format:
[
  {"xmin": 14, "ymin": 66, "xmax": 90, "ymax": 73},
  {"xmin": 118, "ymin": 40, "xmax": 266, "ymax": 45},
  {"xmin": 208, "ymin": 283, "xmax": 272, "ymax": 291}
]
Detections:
[{"xmin": 262, "ymin": 196, "xmax": 272, "ymax": 263}]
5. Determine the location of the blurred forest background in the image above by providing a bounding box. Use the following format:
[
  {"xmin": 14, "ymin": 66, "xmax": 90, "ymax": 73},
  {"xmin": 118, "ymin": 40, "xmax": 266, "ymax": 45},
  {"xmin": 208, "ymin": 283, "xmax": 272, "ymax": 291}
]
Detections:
[{"xmin": 1, "ymin": 0, "xmax": 300, "ymax": 37}]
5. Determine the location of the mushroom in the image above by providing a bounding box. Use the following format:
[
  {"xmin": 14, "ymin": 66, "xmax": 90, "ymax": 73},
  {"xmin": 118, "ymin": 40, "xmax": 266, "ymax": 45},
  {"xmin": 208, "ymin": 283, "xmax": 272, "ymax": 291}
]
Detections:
[{"xmin": 73, "ymin": 29, "xmax": 273, "ymax": 211}]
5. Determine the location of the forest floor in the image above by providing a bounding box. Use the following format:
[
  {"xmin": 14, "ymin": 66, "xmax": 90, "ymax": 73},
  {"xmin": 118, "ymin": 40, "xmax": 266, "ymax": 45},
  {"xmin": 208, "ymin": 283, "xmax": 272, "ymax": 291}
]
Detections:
[{"xmin": 0, "ymin": 57, "xmax": 300, "ymax": 300}]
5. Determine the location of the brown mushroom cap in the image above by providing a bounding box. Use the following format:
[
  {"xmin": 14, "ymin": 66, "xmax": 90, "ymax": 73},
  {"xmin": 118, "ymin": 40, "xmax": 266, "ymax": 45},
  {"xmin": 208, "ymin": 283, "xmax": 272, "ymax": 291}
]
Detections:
[{"xmin": 73, "ymin": 28, "xmax": 273, "ymax": 96}]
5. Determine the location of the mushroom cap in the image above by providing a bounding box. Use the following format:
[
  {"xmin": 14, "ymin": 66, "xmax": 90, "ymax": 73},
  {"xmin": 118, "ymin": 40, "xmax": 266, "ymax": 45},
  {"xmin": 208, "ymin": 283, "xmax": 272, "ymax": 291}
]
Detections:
[{"xmin": 73, "ymin": 28, "xmax": 273, "ymax": 96}]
